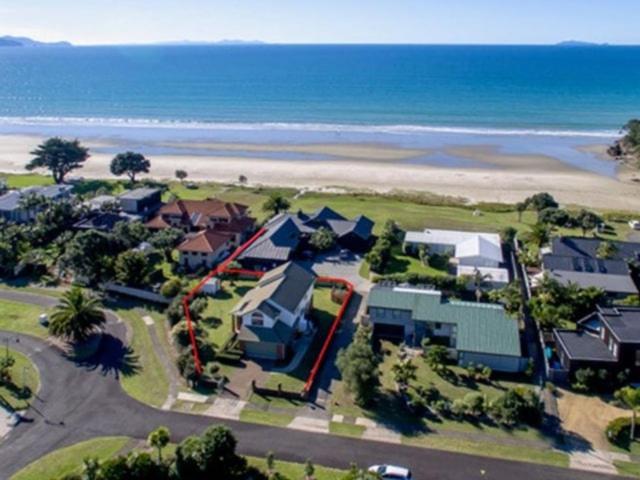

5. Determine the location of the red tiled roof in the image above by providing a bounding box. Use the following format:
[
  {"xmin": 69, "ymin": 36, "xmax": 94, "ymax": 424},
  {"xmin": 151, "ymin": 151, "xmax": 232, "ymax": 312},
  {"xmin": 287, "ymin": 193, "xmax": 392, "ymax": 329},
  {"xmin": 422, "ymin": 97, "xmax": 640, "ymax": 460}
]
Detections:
[
  {"xmin": 177, "ymin": 230, "xmax": 233, "ymax": 253},
  {"xmin": 159, "ymin": 199, "xmax": 248, "ymax": 220},
  {"xmin": 145, "ymin": 215, "xmax": 172, "ymax": 229}
]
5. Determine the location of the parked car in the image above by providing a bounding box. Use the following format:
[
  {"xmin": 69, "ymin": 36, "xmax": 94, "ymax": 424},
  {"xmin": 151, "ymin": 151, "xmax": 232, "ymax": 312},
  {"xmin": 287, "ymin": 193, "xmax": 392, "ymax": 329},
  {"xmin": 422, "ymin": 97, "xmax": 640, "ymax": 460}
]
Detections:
[
  {"xmin": 368, "ymin": 465, "xmax": 413, "ymax": 479},
  {"xmin": 630, "ymin": 220, "xmax": 640, "ymax": 231}
]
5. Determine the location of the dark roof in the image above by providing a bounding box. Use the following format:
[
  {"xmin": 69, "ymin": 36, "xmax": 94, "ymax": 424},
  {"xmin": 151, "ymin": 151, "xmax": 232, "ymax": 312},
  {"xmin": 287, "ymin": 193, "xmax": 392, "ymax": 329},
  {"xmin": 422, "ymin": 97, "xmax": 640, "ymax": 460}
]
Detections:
[
  {"xmin": 543, "ymin": 255, "xmax": 630, "ymax": 276},
  {"xmin": 307, "ymin": 206, "xmax": 346, "ymax": 224},
  {"xmin": 118, "ymin": 187, "xmax": 161, "ymax": 201},
  {"xmin": 237, "ymin": 320, "xmax": 294, "ymax": 344},
  {"xmin": 554, "ymin": 330, "xmax": 617, "ymax": 362},
  {"xmin": 543, "ymin": 269, "xmax": 638, "ymax": 295},
  {"xmin": 600, "ymin": 306, "xmax": 640, "ymax": 343},
  {"xmin": 331, "ymin": 214, "xmax": 374, "ymax": 240},
  {"xmin": 239, "ymin": 216, "xmax": 301, "ymax": 261},
  {"xmin": 551, "ymin": 237, "xmax": 640, "ymax": 262},
  {"xmin": 73, "ymin": 212, "xmax": 128, "ymax": 231}
]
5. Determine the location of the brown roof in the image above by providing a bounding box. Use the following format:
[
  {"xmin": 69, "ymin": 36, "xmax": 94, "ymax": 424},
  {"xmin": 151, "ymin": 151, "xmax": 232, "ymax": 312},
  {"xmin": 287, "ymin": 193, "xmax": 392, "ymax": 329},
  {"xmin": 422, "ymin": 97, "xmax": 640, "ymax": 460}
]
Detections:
[
  {"xmin": 145, "ymin": 215, "xmax": 172, "ymax": 230},
  {"xmin": 177, "ymin": 230, "xmax": 233, "ymax": 253},
  {"xmin": 160, "ymin": 199, "xmax": 248, "ymax": 219}
]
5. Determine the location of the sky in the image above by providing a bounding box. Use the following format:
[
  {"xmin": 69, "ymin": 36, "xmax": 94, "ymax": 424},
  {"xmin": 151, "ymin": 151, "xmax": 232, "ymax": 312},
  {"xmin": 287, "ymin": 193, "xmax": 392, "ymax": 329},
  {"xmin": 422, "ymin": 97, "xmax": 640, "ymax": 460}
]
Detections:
[{"xmin": 1, "ymin": 0, "xmax": 639, "ymax": 46}]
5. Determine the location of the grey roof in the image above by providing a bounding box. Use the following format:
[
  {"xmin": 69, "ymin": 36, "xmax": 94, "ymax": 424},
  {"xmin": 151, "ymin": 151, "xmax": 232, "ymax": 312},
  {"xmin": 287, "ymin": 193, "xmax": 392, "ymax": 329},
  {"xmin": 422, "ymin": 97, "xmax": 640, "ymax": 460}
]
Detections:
[
  {"xmin": 554, "ymin": 330, "xmax": 617, "ymax": 362},
  {"xmin": 0, "ymin": 185, "xmax": 73, "ymax": 211},
  {"xmin": 544, "ymin": 269, "xmax": 638, "ymax": 295},
  {"xmin": 307, "ymin": 206, "xmax": 346, "ymax": 224},
  {"xmin": 600, "ymin": 306, "xmax": 640, "ymax": 343},
  {"xmin": 118, "ymin": 187, "xmax": 160, "ymax": 200},
  {"xmin": 543, "ymin": 255, "xmax": 630, "ymax": 276},
  {"xmin": 368, "ymin": 286, "xmax": 521, "ymax": 357},
  {"xmin": 73, "ymin": 212, "xmax": 128, "ymax": 231},
  {"xmin": 239, "ymin": 216, "xmax": 301, "ymax": 261},
  {"xmin": 233, "ymin": 262, "xmax": 316, "ymax": 317},
  {"xmin": 237, "ymin": 320, "xmax": 294, "ymax": 344},
  {"xmin": 326, "ymin": 215, "xmax": 374, "ymax": 240},
  {"xmin": 543, "ymin": 236, "xmax": 640, "ymax": 295},
  {"xmin": 551, "ymin": 237, "xmax": 640, "ymax": 262}
]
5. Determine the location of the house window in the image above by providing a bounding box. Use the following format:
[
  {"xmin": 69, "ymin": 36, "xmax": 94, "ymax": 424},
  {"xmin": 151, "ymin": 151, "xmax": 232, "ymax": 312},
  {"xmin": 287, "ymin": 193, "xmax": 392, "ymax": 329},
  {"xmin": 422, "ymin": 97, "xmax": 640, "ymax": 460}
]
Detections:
[
  {"xmin": 636, "ymin": 350, "xmax": 640, "ymax": 367},
  {"xmin": 613, "ymin": 343, "xmax": 618, "ymax": 358},
  {"xmin": 251, "ymin": 312, "xmax": 264, "ymax": 326},
  {"xmin": 435, "ymin": 322, "xmax": 442, "ymax": 330}
]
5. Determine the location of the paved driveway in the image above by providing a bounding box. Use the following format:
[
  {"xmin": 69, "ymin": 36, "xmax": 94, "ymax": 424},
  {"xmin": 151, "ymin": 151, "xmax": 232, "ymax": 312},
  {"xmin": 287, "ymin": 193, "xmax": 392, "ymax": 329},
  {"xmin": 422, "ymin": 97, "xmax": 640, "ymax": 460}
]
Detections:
[{"xmin": 300, "ymin": 250, "xmax": 372, "ymax": 292}]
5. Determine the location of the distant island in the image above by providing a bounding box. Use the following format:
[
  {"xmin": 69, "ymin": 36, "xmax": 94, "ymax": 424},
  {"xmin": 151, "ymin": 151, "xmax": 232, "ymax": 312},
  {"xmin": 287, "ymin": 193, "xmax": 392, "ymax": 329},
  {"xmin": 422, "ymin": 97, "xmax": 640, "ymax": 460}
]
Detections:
[
  {"xmin": 153, "ymin": 39, "xmax": 266, "ymax": 46},
  {"xmin": 555, "ymin": 40, "xmax": 609, "ymax": 47},
  {"xmin": 0, "ymin": 36, "xmax": 72, "ymax": 47}
]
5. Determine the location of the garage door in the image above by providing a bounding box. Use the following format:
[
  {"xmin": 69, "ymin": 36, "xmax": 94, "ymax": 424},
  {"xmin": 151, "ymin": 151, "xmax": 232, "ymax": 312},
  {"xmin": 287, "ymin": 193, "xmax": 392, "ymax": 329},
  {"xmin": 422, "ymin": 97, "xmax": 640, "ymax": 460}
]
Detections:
[
  {"xmin": 373, "ymin": 323, "xmax": 405, "ymax": 340},
  {"xmin": 242, "ymin": 341, "xmax": 279, "ymax": 360}
]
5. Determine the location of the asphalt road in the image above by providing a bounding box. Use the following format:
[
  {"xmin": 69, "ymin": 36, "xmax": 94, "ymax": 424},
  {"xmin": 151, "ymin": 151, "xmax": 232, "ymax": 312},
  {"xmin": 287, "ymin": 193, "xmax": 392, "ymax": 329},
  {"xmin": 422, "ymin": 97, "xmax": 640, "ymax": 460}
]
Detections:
[{"xmin": 0, "ymin": 290, "xmax": 625, "ymax": 480}]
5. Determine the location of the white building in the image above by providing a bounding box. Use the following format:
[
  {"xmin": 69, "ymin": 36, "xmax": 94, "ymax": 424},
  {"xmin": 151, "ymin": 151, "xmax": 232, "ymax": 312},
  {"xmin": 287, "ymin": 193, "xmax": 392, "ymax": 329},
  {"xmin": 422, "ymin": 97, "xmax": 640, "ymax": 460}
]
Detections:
[{"xmin": 404, "ymin": 228, "xmax": 504, "ymax": 268}]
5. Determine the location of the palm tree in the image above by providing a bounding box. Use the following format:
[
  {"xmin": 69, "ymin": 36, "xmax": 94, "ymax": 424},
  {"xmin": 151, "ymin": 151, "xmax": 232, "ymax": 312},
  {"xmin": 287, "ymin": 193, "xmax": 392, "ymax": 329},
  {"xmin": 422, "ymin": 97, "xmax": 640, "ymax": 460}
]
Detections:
[
  {"xmin": 472, "ymin": 268, "xmax": 492, "ymax": 303},
  {"xmin": 147, "ymin": 426, "xmax": 171, "ymax": 462},
  {"xmin": 615, "ymin": 386, "xmax": 640, "ymax": 441},
  {"xmin": 49, "ymin": 287, "xmax": 106, "ymax": 343},
  {"xmin": 527, "ymin": 222, "xmax": 550, "ymax": 249}
]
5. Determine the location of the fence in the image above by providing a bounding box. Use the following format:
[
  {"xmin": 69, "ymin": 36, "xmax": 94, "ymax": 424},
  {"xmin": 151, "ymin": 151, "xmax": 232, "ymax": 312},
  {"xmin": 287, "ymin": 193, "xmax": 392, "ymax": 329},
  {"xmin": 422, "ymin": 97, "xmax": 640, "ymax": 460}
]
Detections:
[
  {"xmin": 182, "ymin": 228, "xmax": 355, "ymax": 398},
  {"xmin": 103, "ymin": 282, "xmax": 171, "ymax": 305}
]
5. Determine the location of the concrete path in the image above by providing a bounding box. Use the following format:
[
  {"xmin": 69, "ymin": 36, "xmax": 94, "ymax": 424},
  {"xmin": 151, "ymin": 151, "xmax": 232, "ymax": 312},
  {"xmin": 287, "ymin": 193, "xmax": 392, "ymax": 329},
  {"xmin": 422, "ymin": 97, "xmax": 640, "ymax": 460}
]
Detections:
[
  {"xmin": 0, "ymin": 290, "xmax": 626, "ymax": 480},
  {"xmin": 204, "ymin": 398, "xmax": 246, "ymax": 420},
  {"xmin": 288, "ymin": 415, "xmax": 330, "ymax": 434}
]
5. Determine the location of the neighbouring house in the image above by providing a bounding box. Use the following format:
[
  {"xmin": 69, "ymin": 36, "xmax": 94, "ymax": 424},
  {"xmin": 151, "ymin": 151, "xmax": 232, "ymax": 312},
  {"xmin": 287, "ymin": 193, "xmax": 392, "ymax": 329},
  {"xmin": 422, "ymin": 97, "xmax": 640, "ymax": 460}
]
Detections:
[
  {"xmin": 537, "ymin": 237, "xmax": 640, "ymax": 298},
  {"xmin": 117, "ymin": 187, "xmax": 162, "ymax": 219},
  {"xmin": 403, "ymin": 228, "xmax": 509, "ymax": 286},
  {"xmin": 553, "ymin": 306, "xmax": 640, "ymax": 379},
  {"xmin": 366, "ymin": 284, "xmax": 523, "ymax": 372},
  {"xmin": 73, "ymin": 212, "xmax": 130, "ymax": 231},
  {"xmin": 146, "ymin": 198, "xmax": 255, "ymax": 246},
  {"xmin": 238, "ymin": 207, "xmax": 374, "ymax": 269},
  {"xmin": 232, "ymin": 262, "xmax": 316, "ymax": 360},
  {"xmin": 85, "ymin": 194, "xmax": 118, "ymax": 211},
  {"xmin": 176, "ymin": 230, "xmax": 234, "ymax": 270},
  {"xmin": 0, "ymin": 185, "xmax": 74, "ymax": 223}
]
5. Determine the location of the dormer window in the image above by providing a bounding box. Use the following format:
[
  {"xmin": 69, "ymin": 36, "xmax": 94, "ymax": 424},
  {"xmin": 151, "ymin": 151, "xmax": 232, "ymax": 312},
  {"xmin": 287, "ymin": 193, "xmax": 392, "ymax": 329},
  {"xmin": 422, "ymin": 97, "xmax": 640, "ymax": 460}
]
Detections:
[{"xmin": 251, "ymin": 312, "xmax": 264, "ymax": 326}]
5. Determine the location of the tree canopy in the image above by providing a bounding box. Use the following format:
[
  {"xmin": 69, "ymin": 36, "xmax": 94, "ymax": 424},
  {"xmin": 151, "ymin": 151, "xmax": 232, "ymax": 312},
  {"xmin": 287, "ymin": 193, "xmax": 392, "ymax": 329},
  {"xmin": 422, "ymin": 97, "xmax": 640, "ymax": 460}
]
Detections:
[
  {"xmin": 262, "ymin": 193, "xmax": 290, "ymax": 215},
  {"xmin": 26, "ymin": 137, "xmax": 90, "ymax": 184},
  {"xmin": 49, "ymin": 287, "xmax": 106, "ymax": 343},
  {"xmin": 110, "ymin": 152, "xmax": 151, "ymax": 183},
  {"xmin": 336, "ymin": 325, "xmax": 380, "ymax": 406}
]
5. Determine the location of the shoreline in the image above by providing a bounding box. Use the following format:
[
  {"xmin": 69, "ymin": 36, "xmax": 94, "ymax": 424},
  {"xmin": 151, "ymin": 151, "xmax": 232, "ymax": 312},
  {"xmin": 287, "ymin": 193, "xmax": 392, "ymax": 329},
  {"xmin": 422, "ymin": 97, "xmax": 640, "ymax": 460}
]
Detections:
[{"xmin": 1, "ymin": 133, "xmax": 639, "ymax": 211}]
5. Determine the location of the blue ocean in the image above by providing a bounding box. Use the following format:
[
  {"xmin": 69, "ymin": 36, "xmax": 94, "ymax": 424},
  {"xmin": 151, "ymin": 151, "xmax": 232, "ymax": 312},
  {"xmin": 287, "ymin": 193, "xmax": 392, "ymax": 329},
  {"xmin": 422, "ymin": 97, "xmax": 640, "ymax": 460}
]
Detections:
[
  {"xmin": 0, "ymin": 45, "xmax": 639, "ymax": 177},
  {"xmin": 0, "ymin": 44, "xmax": 639, "ymax": 132}
]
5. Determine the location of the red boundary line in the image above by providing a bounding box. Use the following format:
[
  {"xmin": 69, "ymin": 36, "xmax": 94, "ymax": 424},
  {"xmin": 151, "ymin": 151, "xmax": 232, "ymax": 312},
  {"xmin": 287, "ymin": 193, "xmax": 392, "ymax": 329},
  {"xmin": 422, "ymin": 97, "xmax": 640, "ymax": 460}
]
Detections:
[{"xmin": 181, "ymin": 227, "xmax": 354, "ymax": 395}]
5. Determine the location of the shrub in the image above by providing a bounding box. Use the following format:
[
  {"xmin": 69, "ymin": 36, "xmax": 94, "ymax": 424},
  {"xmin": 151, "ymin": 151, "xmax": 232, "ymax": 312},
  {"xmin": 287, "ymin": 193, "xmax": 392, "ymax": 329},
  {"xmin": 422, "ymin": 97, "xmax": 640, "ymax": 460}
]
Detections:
[
  {"xmin": 606, "ymin": 417, "xmax": 633, "ymax": 448},
  {"xmin": 462, "ymin": 393, "xmax": 486, "ymax": 417},
  {"xmin": 161, "ymin": 278, "xmax": 183, "ymax": 298}
]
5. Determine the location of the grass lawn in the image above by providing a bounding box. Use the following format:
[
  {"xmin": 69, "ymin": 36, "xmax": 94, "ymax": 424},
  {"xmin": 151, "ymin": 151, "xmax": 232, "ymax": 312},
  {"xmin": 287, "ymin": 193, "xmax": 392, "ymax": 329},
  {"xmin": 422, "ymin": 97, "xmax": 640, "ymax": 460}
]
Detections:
[
  {"xmin": 0, "ymin": 280, "xmax": 66, "ymax": 299},
  {"xmin": 247, "ymin": 456, "xmax": 346, "ymax": 480},
  {"xmin": 11, "ymin": 437, "xmax": 131, "ymax": 480},
  {"xmin": 403, "ymin": 434, "xmax": 569, "ymax": 469},
  {"xmin": 615, "ymin": 460, "xmax": 640, "ymax": 478},
  {"xmin": 331, "ymin": 342, "xmax": 546, "ymax": 446},
  {"xmin": 109, "ymin": 303, "xmax": 170, "ymax": 408},
  {"xmin": 201, "ymin": 279, "xmax": 256, "ymax": 349},
  {"xmin": 329, "ymin": 422, "xmax": 366, "ymax": 438},
  {"xmin": 3, "ymin": 173, "xmax": 54, "ymax": 188},
  {"xmin": 239, "ymin": 408, "xmax": 294, "ymax": 427},
  {"xmin": 265, "ymin": 286, "xmax": 341, "ymax": 393},
  {"xmin": 0, "ymin": 348, "xmax": 40, "ymax": 411},
  {"xmin": 0, "ymin": 299, "xmax": 50, "ymax": 339}
]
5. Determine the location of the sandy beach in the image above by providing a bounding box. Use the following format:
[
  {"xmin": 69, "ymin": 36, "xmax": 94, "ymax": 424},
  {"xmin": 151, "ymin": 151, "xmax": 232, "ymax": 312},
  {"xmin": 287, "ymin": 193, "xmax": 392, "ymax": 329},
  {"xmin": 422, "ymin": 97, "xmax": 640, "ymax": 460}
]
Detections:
[{"xmin": 1, "ymin": 133, "xmax": 639, "ymax": 211}]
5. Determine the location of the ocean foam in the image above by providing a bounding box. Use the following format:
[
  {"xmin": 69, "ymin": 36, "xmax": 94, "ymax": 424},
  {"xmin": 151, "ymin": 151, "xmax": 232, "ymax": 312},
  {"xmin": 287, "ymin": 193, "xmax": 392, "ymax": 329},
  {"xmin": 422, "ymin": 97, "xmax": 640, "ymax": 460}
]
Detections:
[{"xmin": 0, "ymin": 116, "xmax": 619, "ymax": 139}]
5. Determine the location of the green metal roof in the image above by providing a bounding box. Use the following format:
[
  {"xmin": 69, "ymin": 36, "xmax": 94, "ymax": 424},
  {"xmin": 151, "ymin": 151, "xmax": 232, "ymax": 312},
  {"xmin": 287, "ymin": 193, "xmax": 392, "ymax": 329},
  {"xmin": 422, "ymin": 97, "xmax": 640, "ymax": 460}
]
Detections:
[{"xmin": 368, "ymin": 286, "xmax": 521, "ymax": 358}]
